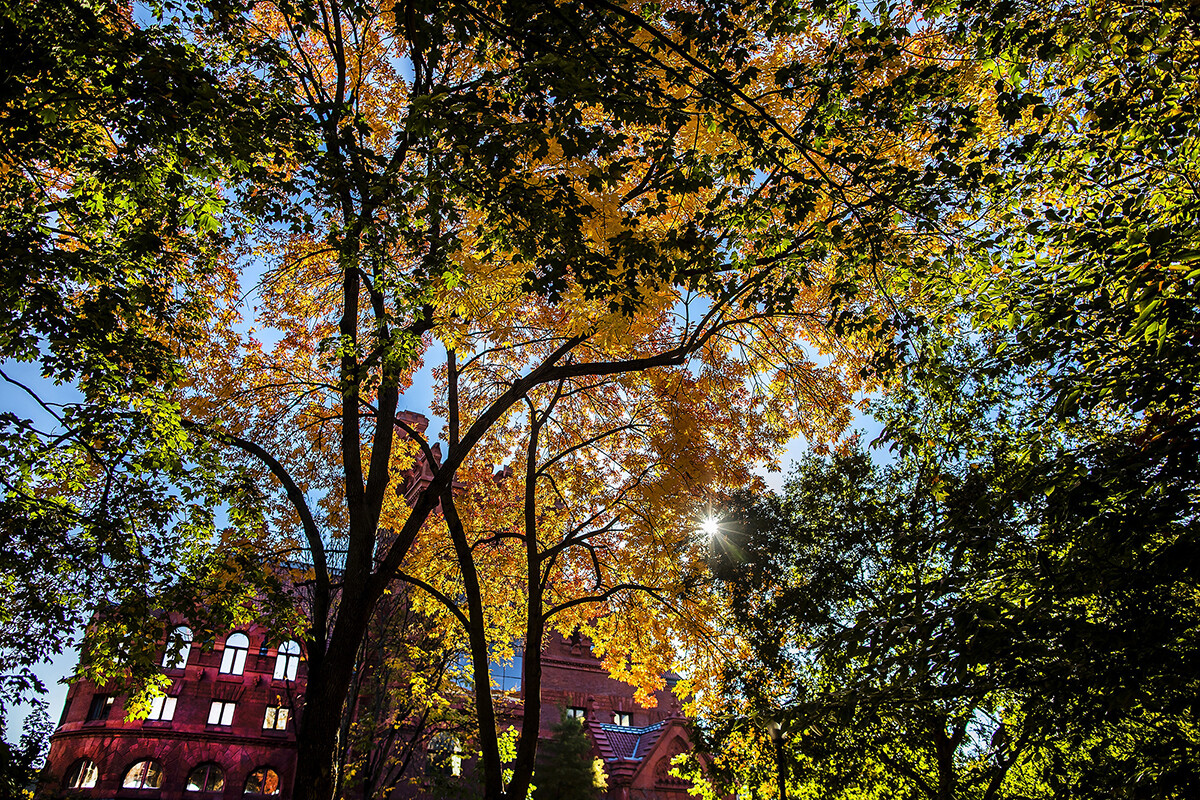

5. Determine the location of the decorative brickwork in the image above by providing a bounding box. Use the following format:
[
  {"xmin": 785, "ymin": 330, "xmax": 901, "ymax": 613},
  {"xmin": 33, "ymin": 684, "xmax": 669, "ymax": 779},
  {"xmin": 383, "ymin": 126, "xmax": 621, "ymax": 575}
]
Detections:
[
  {"xmin": 42, "ymin": 618, "xmax": 301, "ymax": 799},
  {"xmin": 43, "ymin": 624, "xmax": 697, "ymax": 799}
]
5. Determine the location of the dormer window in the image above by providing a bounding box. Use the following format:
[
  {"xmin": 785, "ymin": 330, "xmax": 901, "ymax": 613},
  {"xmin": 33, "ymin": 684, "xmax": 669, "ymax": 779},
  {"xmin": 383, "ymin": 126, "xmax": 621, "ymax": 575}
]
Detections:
[
  {"xmin": 219, "ymin": 632, "xmax": 250, "ymax": 675},
  {"xmin": 612, "ymin": 711, "xmax": 631, "ymax": 727}
]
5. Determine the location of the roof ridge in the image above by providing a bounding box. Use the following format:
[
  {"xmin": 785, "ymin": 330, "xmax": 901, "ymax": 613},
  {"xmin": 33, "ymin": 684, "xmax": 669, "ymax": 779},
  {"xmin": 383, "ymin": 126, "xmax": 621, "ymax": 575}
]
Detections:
[{"xmin": 597, "ymin": 720, "xmax": 664, "ymax": 735}]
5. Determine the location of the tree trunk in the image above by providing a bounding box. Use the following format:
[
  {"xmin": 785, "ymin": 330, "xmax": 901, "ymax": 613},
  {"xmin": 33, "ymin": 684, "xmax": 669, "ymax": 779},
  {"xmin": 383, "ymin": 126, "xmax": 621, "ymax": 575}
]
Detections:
[
  {"xmin": 292, "ymin": 603, "xmax": 372, "ymax": 800},
  {"xmin": 933, "ymin": 720, "xmax": 957, "ymax": 800}
]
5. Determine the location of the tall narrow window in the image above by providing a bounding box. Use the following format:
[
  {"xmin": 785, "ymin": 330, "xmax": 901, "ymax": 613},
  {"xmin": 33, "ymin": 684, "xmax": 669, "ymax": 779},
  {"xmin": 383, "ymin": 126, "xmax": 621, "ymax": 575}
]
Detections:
[
  {"xmin": 263, "ymin": 705, "xmax": 289, "ymax": 731},
  {"xmin": 219, "ymin": 632, "xmax": 250, "ymax": 675},
  {"xmin": 146, "ymin": 695, "xmax": 177, "ymax": 722},
  {"xmin": 428, "ymin": 733, "xmax": 463, "ymax": 777},
  {"xmin": 162, "ymin": 625, "xmax": 193, "ymax": 669},
  {"xmin": 273, "ymin": 640, "xmax": 301, "ymax": 681},
  {"xmin": 208, "ymin": 700, "xmax": 236, "ymax": 726},
  {"xmin": 86, "ymin": 694, "xmax": 113, "ymax": 721}
]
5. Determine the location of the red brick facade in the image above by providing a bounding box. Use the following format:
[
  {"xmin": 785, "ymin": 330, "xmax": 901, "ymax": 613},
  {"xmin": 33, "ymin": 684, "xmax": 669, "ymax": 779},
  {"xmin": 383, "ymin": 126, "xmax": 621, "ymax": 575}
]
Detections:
[
  {"xmin": 42, "ymin": 617, "xmax": 301, "ymax": 799},
  {"xmin": 535, "ymin": 632, "xmax": 697, "ymax": 800},
  {"xmin": 41, "ymin": 626, "xmax": 696, "ymax": 800}
]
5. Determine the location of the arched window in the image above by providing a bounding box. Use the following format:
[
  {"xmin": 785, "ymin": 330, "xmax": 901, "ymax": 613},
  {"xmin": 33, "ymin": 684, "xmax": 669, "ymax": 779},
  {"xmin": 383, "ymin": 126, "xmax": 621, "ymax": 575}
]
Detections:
[
  {"xmin": 244, "ymin": 767, "xmax": 280, "ymax": 796},
  {"xmin": 220, "ymin": 632, "xmax": 250, "ymax": 675},
  {"xmin": 186, "ymin": 763, "xmax": 225, "ymax": 792},
  {"xmin": 63, "ymin": 758, "xmax": 99, "ymax": 789},
  {"xmin": 123, "ymin": 759, "xmax": 165, "ymax": 789},
  {"xmin": 162, "ymin": 625, "xmax": 193, "ymax": 669},
  {"xmin": 273, "ymin": 640, "xmax": 301, "ymax": 681}
]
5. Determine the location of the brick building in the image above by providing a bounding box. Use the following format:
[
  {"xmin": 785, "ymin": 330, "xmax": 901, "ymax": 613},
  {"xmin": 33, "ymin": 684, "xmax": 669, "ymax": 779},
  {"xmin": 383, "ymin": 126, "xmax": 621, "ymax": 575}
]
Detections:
[
  {"xmin": 40, "ymin": 623, "xmax": 696, "ymax": 799},
  {"xmin": 536, "ymin": 631, "xmax": 696, "ymax": 799},
  {"xmin": 43, "ymin": 617, "xmax": 302, "ymax": 799}
]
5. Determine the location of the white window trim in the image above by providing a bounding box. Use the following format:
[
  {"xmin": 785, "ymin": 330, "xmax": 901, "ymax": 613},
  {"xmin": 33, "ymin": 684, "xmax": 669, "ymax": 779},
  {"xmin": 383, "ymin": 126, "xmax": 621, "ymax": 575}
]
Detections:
[
  {"xmin": 162, "ymin": 626, "xmax": 193, "ymax": 669},
  {"xmin": 263, "ymin": 706, "xmax": 289, "ymax": 731},
  {"xmin": 208, "ymin": 700, "xmax": 236, "ymax": 726},
  {"xmin": 147, "ymin": 695, "xmax": 177, "ymax": 721},
  {"xmin": 220, "ymin": 633, "xmax": 249, "ymax": 675},
  {"xmin": 273, "ymin": 640, "xmax": 301, "ymax": 681}
]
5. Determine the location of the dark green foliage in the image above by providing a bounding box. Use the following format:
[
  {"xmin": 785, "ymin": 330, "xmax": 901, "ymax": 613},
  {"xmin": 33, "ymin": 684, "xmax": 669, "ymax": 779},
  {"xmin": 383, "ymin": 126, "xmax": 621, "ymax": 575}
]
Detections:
[
  {"xmin": 0, "ymin": 704, "xmax": 50, "ymax": 799},
  {"xmin": 706, "ymin": 329, "xmax": 1200, "ymax": 799},
  {"xmin": 0, "ymin": 0, "xmax": 298, "ymax": 719},
  {"xmin": 532, "ymin": 713, "xmax": 604, "ymax": 800}
]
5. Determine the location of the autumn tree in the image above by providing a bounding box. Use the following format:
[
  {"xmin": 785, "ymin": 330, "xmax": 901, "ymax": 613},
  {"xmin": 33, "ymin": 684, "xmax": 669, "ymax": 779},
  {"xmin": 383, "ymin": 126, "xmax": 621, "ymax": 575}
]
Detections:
[
  {"xmin": 5, "ymin": 1, "xmax": 991, "ymax": 799},
  {"xmin": 170, "ymin": 0, "xmax": 995, "ymax": 796}
]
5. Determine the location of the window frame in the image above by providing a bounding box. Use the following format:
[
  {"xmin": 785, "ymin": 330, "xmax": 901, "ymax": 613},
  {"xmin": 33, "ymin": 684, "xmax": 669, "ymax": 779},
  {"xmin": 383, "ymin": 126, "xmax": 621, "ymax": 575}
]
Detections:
[
  {"xmin": 273, "ymin": 640, "xmax": 301, "ymax": 681},
  {"xmin": 207, "ymin": 699, "xmax": 236, "ymax": 726},
  {"xmin": 63, "ymin": 758, "xmax": 99, "ymax": 789},
  {"xmin": 244, "ymin": 766, "xmax": 281, "ymax": 796},
  {"xmin": 612, "ymin": 711, "xmax": 632, "ymax": 727},
  {"xmin": 162, "ymin": 625, "xmax": 193, "ymax": 670},
  {"xmin": 146, "ymin": 695, "xmax": 177, "ymax": 722},
  {"xmin": 85, "ymin": 694, "xmax": 114, "ymax": 722},
  {"xmin": 491, "ymin": 645, "xmax": 523, "ymax": 693},
  {"xmin": 262, "ymin": 705, "xmax": 290, "ymax": 731},
  {"xmin": 219, "ymin": 632, "xmax": 250, "ymax": 675},
  {"xmin": 567, "ymin": 706, "xmax": 587, "ymax": 720},
  {"xmin": 185, "ymin": 762, "xmax": 226, "ymax": 793},
  {"xmin": 122, "ymin": 759, "xmax": 165, "ymax": 789},
  {"xmin": 427, "ymin": 732, "xmax": 463, "ymax": 778}
]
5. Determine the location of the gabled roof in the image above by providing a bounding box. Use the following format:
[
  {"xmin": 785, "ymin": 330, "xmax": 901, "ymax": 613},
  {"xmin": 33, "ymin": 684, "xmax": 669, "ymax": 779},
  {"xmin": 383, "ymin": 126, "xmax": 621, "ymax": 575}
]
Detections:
[{"xmin": 591, "ymin": 721, "xmax": 666, "ymax": 762}]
